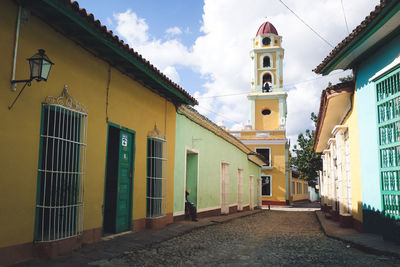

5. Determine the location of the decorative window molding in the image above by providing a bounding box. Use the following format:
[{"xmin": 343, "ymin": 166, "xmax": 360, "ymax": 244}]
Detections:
[
  {"xmin": 44, "ymin": 85, "xmax": 87, "ymax": 114},
  {"xmin": 35, "ymin": 86, "xmax": 87, "ymax": 242}
]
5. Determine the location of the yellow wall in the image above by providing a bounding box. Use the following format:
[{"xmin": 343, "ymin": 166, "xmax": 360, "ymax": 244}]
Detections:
[
  {"xmin": 254, "ymin": 99, "xmax": 279, "ymax": 130},
  {"xmin": 247, "ymin": 144, "xmax": 287, "ymax": 203},
  {"xmin": 291, "ymin": 178, "xmax": 309, "ymax": 201},
  {"xmin": 0, "ymin": 1, "xmax": 176, "ymax": 248},
  {"xmin": 257, "ymin": 52, "xmax": 276, "ymax": 69},
  {"xmin": 342, "ymin": 92, "xmax": 362, "ymax": 222}
]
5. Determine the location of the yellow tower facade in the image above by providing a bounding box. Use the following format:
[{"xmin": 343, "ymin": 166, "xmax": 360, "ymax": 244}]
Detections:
[{"xmin": 230, "ymin": 21, "xmax": 289, "ymax": 205}]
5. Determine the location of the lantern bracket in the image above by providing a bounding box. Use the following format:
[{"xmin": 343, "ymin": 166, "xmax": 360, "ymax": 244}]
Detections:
[
  {"xmin": 8, "ymin": 80, "xmax": 32, "ymax": 110},
  {"xmin": 11, "ymin": 78, "xmax": 32, "ymax": 84}
]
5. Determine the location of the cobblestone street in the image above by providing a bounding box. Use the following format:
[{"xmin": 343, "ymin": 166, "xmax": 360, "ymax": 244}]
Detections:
[{"xmin": 104, "ymin": 210, "xmax": 400, "ymax": 267}]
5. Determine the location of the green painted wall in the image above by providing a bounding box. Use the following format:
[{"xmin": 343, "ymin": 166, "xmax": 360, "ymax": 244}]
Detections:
[{"xmin": 174, "ymin": 113, "xmax": 261, "ymax": 214}]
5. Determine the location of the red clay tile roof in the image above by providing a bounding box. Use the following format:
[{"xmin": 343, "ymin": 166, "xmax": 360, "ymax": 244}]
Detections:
[
  {"xmin": 313, "ymin": 0, "xmax": 394, "ymax": 74},
  {"xmin": 69, "ymin": 1, "xmax": 197, "ymax": 105},
  {"xmin": 177, "ymin": 105, "xmax": 268, "ymax": 166},
  {"xmin": 256, "ymin": 21, "xmax": 278, "ymax": 36},
  {"xmin": 313, "ymin": 81, "xmax": 355, "ymax": 151},
  {"xmin": 28, "ymin": 0, "xmax": 197, "ymax": 105}
]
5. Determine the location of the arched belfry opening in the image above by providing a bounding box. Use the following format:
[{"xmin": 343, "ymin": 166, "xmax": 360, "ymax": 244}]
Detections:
[
  {"xmin": 262, "ymin": 73, "xmax": 272, "ymax": 92},
  {"xmin": 263, "ymin": 56, "xmax": 271, "ymax": 68}
]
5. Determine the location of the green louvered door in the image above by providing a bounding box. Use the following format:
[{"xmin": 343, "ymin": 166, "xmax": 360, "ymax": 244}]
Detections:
[
  {"xmin": 377, "ymin": 69, "xmax": 400, "ymax": 217},
  {"xmin": 116, "ymin": 130, "xmax": 133, "ymax": 233}
]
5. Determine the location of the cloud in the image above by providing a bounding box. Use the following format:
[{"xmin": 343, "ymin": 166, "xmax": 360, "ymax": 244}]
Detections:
[
  {"xmin": 114, "ymin": 9, "xmax": 149, "ymax": 47},
  {"xmin": 165, "ymin": 26, "xmax": 182, "ymax": 36},
  {"xmin": 162, "ymin": 66, "xmax": 181, "ymax": 83},
  {"xmin": 111, "ymin": 0, "xmax": 379, "ymax": 147}
]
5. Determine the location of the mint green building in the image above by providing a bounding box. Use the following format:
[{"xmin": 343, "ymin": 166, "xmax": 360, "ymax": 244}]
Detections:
[{"xmin": 173, "ymin": 106, "xmax": 264, "ymax": 219}]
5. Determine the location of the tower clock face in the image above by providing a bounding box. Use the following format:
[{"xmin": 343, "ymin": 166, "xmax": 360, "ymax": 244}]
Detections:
[{"xmin": 262, "ymin": 37, "xmax": 271, "ymax": 45}]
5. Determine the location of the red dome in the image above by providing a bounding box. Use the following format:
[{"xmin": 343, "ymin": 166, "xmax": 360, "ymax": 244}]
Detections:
[{"xmin": 256, "ymin": 21, "xmax": 278, "ymax": 36}]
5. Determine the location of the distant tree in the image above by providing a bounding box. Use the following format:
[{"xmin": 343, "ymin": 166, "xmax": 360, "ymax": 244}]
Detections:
[
  {"xmin": 339, "ymin": 75, "xmax": 354, "ymax": 83},
  {"xmin": 289, "ymin": 113, "xmax": 322, "ymax": 187}
]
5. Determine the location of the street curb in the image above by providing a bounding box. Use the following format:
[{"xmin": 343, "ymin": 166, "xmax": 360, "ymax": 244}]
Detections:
[{"xmin": 314, "ymin": 211, "xmax": 400, "ymax": 260}]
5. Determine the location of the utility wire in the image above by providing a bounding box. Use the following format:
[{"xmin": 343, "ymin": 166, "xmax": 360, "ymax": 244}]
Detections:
[
  {"xmin": 196, "ymin": 105, "xmax": 242, "ymax": 125},
  {"xmin": 277, "ymin": 0, "xmax": 334, "ymax": 48},
  {"xmin": 196, "ymin": 70, "xmax": 346, "ymax": 99},
  {"xmin": 340, "ymin": 0, "xmax": 350, "ymax": 34}
]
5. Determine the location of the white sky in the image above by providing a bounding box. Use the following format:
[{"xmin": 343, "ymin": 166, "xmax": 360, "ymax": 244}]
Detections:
[{"xmin": 111, "ymin": 0, "xmax": 379, "ymax": 146}]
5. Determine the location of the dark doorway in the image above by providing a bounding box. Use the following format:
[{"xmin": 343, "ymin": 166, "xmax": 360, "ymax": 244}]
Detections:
[{"xmin": 103, "ymin": 125, "xmax": 134, "ymax": 234}]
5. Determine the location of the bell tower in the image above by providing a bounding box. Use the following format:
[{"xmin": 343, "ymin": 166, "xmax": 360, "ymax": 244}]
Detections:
[
  {"xmin": 248, "ymin": 21, "xmax": 287, "ymax": 131},
  {"xmin": 230, "ymin": 21, "xmax": 290, "ymax": 206}
]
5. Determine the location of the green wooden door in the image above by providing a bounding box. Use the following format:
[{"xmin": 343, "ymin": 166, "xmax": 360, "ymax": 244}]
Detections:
[
  {"xmin": 186, "ymin": 153, "xmax": 198, "ymax": 206},
  {"xmin": 116, "ymin": 130, "xmax": 133, "ymax": 233}
]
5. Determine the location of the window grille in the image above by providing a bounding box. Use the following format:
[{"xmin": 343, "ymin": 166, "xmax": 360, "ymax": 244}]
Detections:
[
  {"xmin": 146, "ymin": 125, "xmax": 167, "ymax": 218},
  {"xmin": 377, "ymin": 69, "xmax": 400, "ymax": 217},
  {"xmin": 35, "ymin": 87, "xmax": 87, "ymax": 242}
]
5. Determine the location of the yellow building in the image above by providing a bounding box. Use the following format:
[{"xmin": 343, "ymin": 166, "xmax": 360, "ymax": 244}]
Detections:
[
  {"xmin": 314, "ymin": 82, "xmax": 362, "ymax": 230},
  {"xmin": 290, "ymin": 171, "xmax": 309, "ymax": 203},
  {"xmin": 230, "ymin": 22, "xmax": 289, "ymax": 205},
  {"xmin": 0, "ymin": 1, "xmax": 196, "ymax": 265}
]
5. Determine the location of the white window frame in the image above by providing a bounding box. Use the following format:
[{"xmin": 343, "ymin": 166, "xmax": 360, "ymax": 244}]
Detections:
[
  {"xmin": 146, "ymin": 132, "xmax": 167, "ymax": 218},
  {"xmin": 261, "ymin": 175, "xmax": 272, "ymax": 197},
  {"xmin": 255, "ymin": 147, "xmax": 271, "ymax": 167}
]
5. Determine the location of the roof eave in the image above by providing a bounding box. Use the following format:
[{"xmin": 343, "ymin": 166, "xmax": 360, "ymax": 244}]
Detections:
[
  {"xmin": 21, "ymin": 0, "xmax": 197, "ymax": 106},
  {"xmin": 314, "ymin": 0, "xmax": 400, "ymax": 75}
]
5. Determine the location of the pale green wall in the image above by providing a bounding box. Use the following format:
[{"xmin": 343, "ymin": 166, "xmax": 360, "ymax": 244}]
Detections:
[{"xmin": 174, "ymin": 113, "xmax": 261, "ymax": 213}]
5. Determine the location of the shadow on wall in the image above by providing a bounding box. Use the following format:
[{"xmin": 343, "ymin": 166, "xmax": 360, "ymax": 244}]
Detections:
[{"xmin": 363, "ymin": 204, "xmax": 400, "ymax": 244}]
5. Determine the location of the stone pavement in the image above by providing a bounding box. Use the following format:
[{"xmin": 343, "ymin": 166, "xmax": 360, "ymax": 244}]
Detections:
[
  {"xmin": 17, "ymin": 209, "xmax": 261, "ymax": 266},
  {"xmin": 316, "ymin": 210, "xmax": 400, "ymax": 259}
]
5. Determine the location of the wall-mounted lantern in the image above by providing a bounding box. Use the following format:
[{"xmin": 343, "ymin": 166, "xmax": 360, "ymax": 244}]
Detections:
[{"xmin": 9, "ymin": 49, "xmax": 54, "ymax": 110}]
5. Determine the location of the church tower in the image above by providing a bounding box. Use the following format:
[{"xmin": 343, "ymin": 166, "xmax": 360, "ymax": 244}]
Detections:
[
  {"xmin": 249, "ymin": 21, "xmax": 287, "ymax": 131},
  {"xmin": 230, "ymin": 21, "xmax": 290, "ymax": 206}
]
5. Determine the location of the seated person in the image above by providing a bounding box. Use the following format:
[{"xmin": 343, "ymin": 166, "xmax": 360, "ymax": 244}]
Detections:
[{"xmin": 185, "ymin": 190, "xmax": 198, "ymax": 221}]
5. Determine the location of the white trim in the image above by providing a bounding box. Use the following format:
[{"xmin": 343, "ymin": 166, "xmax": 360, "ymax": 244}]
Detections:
[
  {"xmin": 230, "ymin": 130, "xmax": 285, "ymax": 133},
  {"xmin": 220, "ymin": 161, "xmax": 230, "ymax": 214},
  {"xmin": 237, "ymin": 168, "xmax": 244, "ymax": 211},
  {"xmin": 261, "ymin": 175, "xmax": 272, "ymax": 197},
  {"xmin": 173, "ymin": 211, "xmax": 185, "ymax": 216},
  {"xmin": 370, "ymin": 55, "xmax": 400, "ymax": 82},
  {"xmin": 229, "ymin": 203, "xmax": 238, "ymax": 207},
  {"xmin": 255, "ymin": 147, "xmax": 271, "ymax": 167},
  {"xmin": 197, "ymin": 205, "xmax": 221, "ymax": 213},
  {"xmin": 241, "ymin": 139, "xmax": 287, "ymax": 145}
]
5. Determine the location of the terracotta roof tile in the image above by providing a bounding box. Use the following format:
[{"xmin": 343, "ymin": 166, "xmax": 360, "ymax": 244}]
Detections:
[
  {"xmin": 177, "ymin": 105, "xmax": 267, "ymax": 165},
  {"xmin": 66, "ymin": 1, "xmax": 197, "ymax": 105}
]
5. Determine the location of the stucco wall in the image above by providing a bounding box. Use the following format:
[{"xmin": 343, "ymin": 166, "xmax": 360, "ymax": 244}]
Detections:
[
  {"xmin": 246, "ymin": 143, "xmax": 287, "ymax": 203},
  {"xmin": 173, "ymin": 113, "xmax": 261, "ymax": 214},
  {"xmin": 0, "ymin": 1, "xmax": 176, "ymax": 248},
  {"xmin": 342, "ymin": 93, "xmax": 363, "ymax": 222},
  {"xmin": 356, "ymin": 34, "xmax": 400, "ymax": 211}
]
